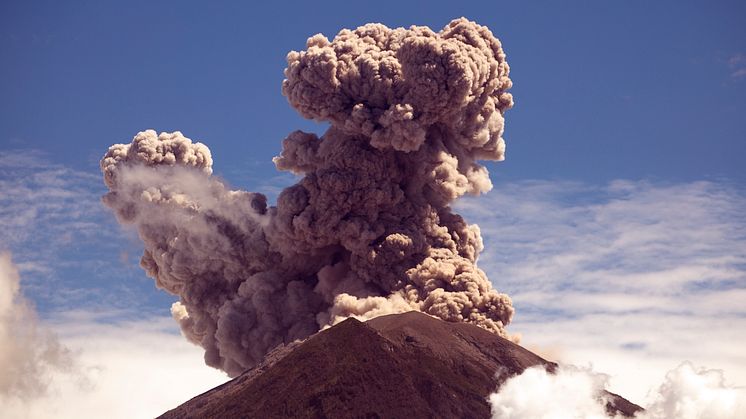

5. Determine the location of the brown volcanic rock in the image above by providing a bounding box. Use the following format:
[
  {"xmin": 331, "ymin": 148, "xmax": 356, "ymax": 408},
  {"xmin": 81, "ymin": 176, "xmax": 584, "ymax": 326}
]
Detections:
[{"xmin": 159, "ymin": 311, "xmax": 642, "ymax": 419}]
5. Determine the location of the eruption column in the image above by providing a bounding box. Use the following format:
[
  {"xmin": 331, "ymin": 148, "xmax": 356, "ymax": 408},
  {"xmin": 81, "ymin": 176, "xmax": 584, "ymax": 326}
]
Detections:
[{"xmin": 101, "ymin": 18, "xmax": 515, "ymax": 376}]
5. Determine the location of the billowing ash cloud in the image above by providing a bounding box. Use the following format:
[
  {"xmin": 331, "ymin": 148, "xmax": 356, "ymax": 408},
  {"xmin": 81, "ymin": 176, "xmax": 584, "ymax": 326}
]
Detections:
[
  {"xmin": 100, "ymin": 18, "xmax": 514, "ymax": 376},
  {"xmin": 0, "ymin": 251, "xmax": 74, "ymax": 400}
]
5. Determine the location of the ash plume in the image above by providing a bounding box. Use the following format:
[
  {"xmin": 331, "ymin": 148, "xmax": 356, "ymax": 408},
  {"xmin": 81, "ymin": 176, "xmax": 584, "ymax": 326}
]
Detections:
[{"xmin": 101, "ymin": 18, "xmax": 514, "ymax": 376}]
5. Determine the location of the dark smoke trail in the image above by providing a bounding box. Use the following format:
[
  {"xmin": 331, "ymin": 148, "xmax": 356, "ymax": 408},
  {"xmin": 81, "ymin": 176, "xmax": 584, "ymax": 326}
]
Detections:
[{"xmin": 101, "ymin": 18, "xmax": 514, "ymax": 376}]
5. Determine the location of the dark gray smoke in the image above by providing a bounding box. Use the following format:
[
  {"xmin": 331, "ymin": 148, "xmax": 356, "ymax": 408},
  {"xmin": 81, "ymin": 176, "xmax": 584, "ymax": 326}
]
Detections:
[{"xmin": 101, "ymin": 18, "xmax": 514, "ymax": 376}]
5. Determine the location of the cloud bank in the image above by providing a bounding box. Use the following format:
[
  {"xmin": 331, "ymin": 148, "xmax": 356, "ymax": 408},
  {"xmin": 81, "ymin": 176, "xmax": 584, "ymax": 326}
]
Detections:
[
  {"xmin": 100, "ymin": 18, "xmax": 516, "ymax": 376},
  {"xmin": 3, "ymin": 310, "xmax": 228, "ymax": 419}
]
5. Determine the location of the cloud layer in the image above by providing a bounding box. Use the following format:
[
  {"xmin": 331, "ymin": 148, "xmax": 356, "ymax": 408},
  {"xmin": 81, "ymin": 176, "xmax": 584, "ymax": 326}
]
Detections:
[
  {"xmin": 3, "ymin": 310, "xmax": 228, "ymax": 419},
  {"xmin": 0, "ymin": 150, "xmax": 149, "ymax": 313},
  {"xmin": 458, "ymin": 179, "xmax": 746, "ymax": 402},
  {"xmin": 3, "ymin": 154, "xmax": 745, "ymax": 416}
]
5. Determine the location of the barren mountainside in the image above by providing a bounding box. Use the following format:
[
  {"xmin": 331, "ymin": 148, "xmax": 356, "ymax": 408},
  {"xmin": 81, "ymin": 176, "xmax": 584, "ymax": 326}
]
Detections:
[{"xmin": 159, "ymin": 311, "xmax": 642, "ymax": 418}]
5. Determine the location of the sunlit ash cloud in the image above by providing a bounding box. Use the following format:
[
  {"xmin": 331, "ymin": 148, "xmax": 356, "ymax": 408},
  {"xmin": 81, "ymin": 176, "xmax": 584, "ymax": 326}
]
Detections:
[
  {"xmin": 93, "ymin": 16, "xmax": 746, "ymax": 415},
  {"xmin": 100, "ymin": 18, "xmax": 518, "ymax": 377}
]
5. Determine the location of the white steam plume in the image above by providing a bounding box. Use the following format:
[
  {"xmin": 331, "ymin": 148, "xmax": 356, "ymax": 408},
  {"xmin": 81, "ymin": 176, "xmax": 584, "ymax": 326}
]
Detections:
[
  {"xmin": 488, "ymin": 363, "xmax": 746, "ymax": 419},
  {"xmin": 101, "ymin": 18, "xmax": 514, "ymax": 376},
  {"xmin": 639, "ymin": 362, "xmax": 746, "ymax": 419},
  {"xmin": 489, "ymin": 365, "xmax": 614, "ymax": 419}
]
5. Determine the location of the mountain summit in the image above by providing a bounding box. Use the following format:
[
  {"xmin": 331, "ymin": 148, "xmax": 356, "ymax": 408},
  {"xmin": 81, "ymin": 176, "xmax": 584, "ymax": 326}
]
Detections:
[{"xmin": 159, "ymin": 311, "xmax": 642, "ymax": 418}]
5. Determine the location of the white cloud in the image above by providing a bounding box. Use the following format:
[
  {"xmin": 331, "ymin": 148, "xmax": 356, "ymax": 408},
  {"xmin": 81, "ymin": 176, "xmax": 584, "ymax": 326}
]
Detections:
[
  {"xmin": 0, "ymin": 251, "xmax": 75, "ymax": 402},
  {"xmin": 4, "ymin": 310, "xmax": 228, "ymax": 419},
  {"xmin": 728, "ymin": 53, "xmax": 746, "ymax": 79},
  {"xmin": 640, "ymin": 362, "xmax": 746, "ymax": 419},
  {"xmin": 488, "ymin": 362, "xmax": 746, "ymax": 419},
  {"xmin": 0, "ymin": 150, "xmax": 170, "ymax": 314},
  {"xmin": 0, "ymin": 151, "xmax": 122, "ymax": 305},
  {"xmin": 489, "ymin": 365, "xmax": 612, "ymax": 418},
  {"xmin": 458, "ymin": 179, "xmax": 746, "ymax": 403},
  {"xmin": 0, "ymin": 249, "xmax": 227, "ymax": 419},
  {"xmin": 0, "ymin": 151, "xmax": 104, "ymax": 247}
]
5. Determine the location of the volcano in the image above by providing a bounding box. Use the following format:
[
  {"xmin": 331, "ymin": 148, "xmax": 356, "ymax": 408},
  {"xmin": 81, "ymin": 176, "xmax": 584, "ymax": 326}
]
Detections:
[{"xmin": 158, "ymin": 311, "xmax": 642, "ymax": 418}]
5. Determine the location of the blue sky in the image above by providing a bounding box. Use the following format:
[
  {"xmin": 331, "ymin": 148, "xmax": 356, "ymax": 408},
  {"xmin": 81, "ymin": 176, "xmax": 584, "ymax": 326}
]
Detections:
[
  {"xmin": 1, "ymin": 1, "xmax": 745, "ymax": 417},
  {"xmin": 2, "ymin": 0, "xmax": 745, "ymax": 184}
]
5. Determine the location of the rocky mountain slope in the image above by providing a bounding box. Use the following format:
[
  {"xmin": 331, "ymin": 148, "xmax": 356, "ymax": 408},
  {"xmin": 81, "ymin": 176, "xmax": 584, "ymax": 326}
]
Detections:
[{"xmin": 159, "ymin": 311, "xmax": 642, "ymax": 418}]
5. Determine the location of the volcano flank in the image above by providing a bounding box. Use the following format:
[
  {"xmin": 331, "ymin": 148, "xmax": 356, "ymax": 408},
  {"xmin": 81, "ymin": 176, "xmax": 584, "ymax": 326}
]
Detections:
[{"xmin": 159, "ymin": 311, "xmax": 642, "ymax": 419}]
